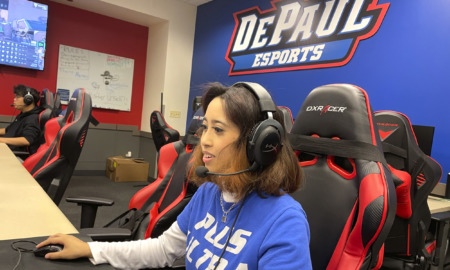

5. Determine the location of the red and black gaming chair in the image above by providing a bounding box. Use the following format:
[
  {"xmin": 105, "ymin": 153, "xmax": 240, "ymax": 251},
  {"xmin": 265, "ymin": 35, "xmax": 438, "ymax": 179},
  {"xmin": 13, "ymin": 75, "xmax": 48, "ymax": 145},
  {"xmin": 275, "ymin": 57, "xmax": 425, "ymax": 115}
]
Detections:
[
  {"xmin": 127, "ymin": 109, "xmax": 202, "ymax": 239},
  {"xmin": 150, "ymin": 110, "xmax": 180, "ymax": 152},
  {"xmin": 374, "ymin": 111, "xmax": 442, "ymax": 269},
  {"xmin": 23, "ymin": 88, "xmax": 92, "ymax": 205},
  {"xmin": 67, "ymin": 108, "xmax": 203, "ymax": 241},
  {"xmin": 288, "ymin": 84, "xmax": 397, "ymax": 269}
]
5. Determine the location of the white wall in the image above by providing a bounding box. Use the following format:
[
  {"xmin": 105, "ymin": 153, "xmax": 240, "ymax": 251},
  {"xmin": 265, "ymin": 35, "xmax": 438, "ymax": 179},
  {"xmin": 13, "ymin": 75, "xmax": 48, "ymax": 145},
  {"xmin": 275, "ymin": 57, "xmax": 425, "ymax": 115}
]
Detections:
[
  {"xmin": 51, "ymin": 0, "xmax": 197, "ymax": 134},
  {"xmin": 99, "ymin": 0, "xmax": 197, "ymax": 134}
]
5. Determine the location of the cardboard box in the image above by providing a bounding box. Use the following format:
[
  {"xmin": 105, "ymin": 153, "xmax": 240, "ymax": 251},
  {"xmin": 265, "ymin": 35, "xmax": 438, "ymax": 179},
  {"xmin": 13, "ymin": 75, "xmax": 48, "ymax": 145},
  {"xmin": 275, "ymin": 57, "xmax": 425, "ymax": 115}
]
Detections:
[{"xmin": 106, "ymin": 156, "xmax": 149, "ymax": 182}]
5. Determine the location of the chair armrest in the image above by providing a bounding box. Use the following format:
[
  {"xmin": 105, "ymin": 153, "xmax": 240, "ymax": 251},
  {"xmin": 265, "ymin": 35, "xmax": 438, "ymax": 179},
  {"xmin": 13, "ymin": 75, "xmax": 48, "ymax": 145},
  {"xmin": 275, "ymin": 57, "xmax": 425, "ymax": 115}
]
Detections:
[
  {"xmin": 79, "ymin": 227, "xmax": 132, "ymax": 242},
  {"xmin": 66, "ymin": 196, "xmax": 114, "ymax": 206},
  {"xmin": 66, "ymin": 196, "xmax": 114, "ymax": 229},
  {"xmin": 13, "ymin": 150, "xmax": 30, "ymax": 161}
]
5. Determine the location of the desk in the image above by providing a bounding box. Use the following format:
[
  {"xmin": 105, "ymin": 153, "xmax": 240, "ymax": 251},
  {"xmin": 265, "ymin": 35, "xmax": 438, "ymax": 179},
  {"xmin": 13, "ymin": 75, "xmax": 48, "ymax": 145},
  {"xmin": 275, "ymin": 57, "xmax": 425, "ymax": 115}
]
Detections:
[
  {"xmin": 428, "ymin": 196, "xmax": 450, "ymax": 270},
  {"xmin": 429, "ymin": 196, "xmax": 450, "ymax": 214},
  {"xmin": 0, "ymin": 143, "xmax": 78, "ymax": 240}
]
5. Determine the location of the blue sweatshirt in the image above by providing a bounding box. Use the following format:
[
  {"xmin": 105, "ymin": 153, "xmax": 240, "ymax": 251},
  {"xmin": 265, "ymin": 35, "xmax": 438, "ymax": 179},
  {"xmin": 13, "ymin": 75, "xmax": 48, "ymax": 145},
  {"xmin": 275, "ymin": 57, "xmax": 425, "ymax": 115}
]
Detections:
[{"xmin": 177, "ymin": 182, "xmax": 312, "ymax": 270}]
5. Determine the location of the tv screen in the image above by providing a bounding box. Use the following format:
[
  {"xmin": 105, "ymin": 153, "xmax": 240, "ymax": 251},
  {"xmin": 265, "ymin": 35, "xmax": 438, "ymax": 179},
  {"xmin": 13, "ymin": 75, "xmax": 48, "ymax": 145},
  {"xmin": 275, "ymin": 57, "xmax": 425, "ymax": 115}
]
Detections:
[
  {"xmin": 0, "ymin": 0, "xmax": 48, "ymax": 70},
  {"xmin": 412, "ymin": 124, "xmax": 435, "ymax": 156}
]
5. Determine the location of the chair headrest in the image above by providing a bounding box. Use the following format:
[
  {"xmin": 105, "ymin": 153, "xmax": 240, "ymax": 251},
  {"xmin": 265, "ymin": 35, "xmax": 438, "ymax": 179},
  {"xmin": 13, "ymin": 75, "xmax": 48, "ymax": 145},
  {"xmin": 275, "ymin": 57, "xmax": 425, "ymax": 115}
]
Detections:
[
  {"xmin": 151, "ymin": 111, "xmax": 167, "ymax": 128},
  {"xmin": 39, "ymin": 88, "xmax": 54, "ymax": 109},
  {"xmin": 183, "ymin": 108, "xmax": 204, "ymax": 146},
  {"xmin": 64, "ymin": 88, "xmax": 91, "ymax": 123},
  {"xmin": 52, "ymin": 92, "xmax": 63, "ymax": 117},
  {"xmin": 151, "ymin": 110, "xmax": 180, "ymax": 152},
  {"xmin": 291, "ymin": 84, "xmax": 376, "ymax": 144},
  {"xmin": 277, "ymin": 106, "xmax": 294, "ymax": 133}
]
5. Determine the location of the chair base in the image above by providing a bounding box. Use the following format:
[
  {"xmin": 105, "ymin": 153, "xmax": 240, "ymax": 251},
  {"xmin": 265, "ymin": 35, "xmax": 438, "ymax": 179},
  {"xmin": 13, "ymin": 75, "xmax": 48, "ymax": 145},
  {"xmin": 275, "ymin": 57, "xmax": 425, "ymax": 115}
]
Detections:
[{"xmin": 381, "ymin": 256, "xmax": 428, "ymax": 270}]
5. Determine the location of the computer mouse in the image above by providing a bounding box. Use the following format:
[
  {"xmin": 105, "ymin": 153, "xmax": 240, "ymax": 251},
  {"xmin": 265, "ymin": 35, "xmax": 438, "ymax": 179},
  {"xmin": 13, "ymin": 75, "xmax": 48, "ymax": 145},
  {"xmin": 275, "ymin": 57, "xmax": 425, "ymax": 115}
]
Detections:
[{"xmin": 33, "ymin": 244, "xmax": 64, "ymax": 257}]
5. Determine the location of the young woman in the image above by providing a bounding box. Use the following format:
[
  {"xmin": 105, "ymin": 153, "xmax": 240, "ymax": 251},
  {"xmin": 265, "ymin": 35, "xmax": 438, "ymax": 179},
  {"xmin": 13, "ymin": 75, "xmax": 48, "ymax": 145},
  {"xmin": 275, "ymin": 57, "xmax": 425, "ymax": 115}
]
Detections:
[{"xmin": 37, "ymin": 82, "xmax": 312, "ymax": 269}]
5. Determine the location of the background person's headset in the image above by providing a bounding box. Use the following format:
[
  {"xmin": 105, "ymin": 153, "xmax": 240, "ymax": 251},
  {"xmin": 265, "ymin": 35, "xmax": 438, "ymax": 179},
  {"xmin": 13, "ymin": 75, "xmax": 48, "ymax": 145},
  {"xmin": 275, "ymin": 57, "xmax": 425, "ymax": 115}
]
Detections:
[
  {"xmin": 232, "ymin": 82, "xmax": 284, "ymax": 171},
  {"xmin": 23, "ymin": 86, "xmax": 35, "ymax": 106}
]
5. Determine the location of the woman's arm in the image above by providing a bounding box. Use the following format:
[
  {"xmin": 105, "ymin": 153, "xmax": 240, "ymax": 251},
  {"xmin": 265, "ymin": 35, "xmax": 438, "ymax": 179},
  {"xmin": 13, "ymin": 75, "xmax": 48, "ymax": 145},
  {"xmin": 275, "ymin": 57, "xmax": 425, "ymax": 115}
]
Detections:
[{"xmin": 37, "ymin": 221, "xmax": 187, "ymax": 269}]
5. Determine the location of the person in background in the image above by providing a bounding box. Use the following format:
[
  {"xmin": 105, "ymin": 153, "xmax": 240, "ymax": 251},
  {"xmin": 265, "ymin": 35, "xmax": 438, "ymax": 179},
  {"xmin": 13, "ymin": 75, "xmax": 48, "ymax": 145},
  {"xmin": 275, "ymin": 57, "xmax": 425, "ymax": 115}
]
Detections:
[
  {"xmin": 36, "ymin": 82, "xmax": 312, "ymax": 269},
  {"xmin": 0, "ymin": 84, "xmax": 42, "ymax": 156}
]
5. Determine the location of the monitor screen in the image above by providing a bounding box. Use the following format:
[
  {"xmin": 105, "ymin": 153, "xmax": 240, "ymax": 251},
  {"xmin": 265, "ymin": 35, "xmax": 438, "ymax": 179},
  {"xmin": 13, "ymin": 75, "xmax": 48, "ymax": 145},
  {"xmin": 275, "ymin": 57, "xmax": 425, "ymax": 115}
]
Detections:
[
  {"xmin": 0, "ymin": 0, "xmax": 48, "ymax": 70},
  {"xmin": 412, "ymin": 124, "xmax": 435, "ymax": 156}
]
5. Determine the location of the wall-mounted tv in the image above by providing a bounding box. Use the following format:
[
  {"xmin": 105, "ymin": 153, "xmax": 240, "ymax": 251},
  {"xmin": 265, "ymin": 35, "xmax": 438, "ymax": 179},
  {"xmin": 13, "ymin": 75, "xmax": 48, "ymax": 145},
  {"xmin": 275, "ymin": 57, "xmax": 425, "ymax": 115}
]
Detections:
[{"xmin": 0, "ymin": 0, "xmax": 48, "ymax": 70}]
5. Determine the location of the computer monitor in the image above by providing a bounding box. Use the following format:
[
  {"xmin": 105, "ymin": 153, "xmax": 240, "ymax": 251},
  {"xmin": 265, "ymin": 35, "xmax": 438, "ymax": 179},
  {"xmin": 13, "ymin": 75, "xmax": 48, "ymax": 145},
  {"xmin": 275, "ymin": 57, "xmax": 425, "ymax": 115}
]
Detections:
[
  {"xmin": 412, "ymin": 124, "xmax": 435, "ymax": 156},
  {"xmin": 192, "ymin": 96, "xmax": 202, "ymax": 113},
  {"xmin": 446, "ymin": 173, "xmax": 450, "ymax": 198}
]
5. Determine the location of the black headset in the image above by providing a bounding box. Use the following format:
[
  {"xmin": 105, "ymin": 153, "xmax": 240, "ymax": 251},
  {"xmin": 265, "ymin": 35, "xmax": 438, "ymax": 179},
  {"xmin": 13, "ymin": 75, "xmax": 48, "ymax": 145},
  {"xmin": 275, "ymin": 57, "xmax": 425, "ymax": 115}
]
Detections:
[
  {"xmin": 23, "ymin": 86, "xmax": 34, "ymax": 106},
  {"xmin": 231, "ymin": 82, "xmax": 284, "ymax": 170}
]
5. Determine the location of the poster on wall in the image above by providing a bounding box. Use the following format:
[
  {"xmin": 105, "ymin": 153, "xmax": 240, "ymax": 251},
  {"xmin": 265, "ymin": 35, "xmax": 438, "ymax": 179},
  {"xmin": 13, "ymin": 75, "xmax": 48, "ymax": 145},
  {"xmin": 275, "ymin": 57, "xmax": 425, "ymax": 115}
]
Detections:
[
  {"xmin": 56, "ymin": 44, "xmax": 134, "ymax": 111},
  {"xmin": 226, "ymin": 0, "xmax": 390, "ymax": 75}
]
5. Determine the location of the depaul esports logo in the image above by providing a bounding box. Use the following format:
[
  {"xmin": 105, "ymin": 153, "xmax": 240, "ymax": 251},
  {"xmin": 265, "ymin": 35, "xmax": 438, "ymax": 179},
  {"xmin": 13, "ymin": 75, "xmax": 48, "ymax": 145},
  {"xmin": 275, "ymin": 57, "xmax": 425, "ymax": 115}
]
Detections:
[{"xmin": 226, "ymin": 0, "xmax": 390, "ymax": 76}]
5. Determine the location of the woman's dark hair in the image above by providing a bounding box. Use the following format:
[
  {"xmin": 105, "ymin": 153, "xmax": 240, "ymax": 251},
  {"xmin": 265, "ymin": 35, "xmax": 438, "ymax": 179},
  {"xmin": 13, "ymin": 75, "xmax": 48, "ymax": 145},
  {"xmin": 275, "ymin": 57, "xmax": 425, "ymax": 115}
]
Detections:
[
  {"xmin": 13, "ymin": 84, "xmax": 40, "ymax": 106},
  {"xmin": 191, "ymin": 82, "xmax": 302, "ymax": 199}
]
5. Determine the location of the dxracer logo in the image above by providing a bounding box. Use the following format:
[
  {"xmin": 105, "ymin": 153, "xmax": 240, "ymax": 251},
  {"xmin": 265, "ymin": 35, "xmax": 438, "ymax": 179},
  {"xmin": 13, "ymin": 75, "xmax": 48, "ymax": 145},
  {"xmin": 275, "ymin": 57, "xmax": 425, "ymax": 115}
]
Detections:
[
  {"xmin": 306, "ymin": 105, "xmax": 347, "ymax": 115},
  {"xmin": 226, "ymin": 0, "xmax": 390, "ymax": 75}
]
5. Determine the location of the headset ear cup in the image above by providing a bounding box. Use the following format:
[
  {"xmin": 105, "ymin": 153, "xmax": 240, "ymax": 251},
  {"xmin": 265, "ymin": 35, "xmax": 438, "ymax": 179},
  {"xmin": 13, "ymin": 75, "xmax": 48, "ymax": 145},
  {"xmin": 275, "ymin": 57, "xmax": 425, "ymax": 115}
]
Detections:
[
  {"xmin": 247, "ymin": 119, "xmax": 283, "ymax": 168},
  {"xmin": 23, "ymin": 91, "xmax": 34, "ymax": 106},
  {"xmin": 246, "ymin": 123, "xmax": 259, "ymax": 166}
]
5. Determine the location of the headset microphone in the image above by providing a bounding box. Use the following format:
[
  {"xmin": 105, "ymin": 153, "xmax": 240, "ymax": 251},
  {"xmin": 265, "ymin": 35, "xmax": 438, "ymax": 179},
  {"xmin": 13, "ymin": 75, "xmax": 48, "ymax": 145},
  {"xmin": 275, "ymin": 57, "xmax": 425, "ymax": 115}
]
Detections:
[
  {"xmin": 195, "ymin": 162, "xmax": 259, "ymax": 178},
  {"xmin": 10, "ymin": 104, "xmax": 14, "ymax": 107}
]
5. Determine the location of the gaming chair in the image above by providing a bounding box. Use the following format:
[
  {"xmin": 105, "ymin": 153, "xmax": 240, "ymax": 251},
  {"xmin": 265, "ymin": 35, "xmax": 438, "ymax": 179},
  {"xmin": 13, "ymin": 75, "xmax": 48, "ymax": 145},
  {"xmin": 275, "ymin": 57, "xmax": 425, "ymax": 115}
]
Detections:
[
  {"xmin": 23, "ymin": 88, "xmax": 92, "ymax": 205},
  {"xmin": 66, "ymin": 108, "xmax": 204, "ymax": 241},
  {"xmin": 150, "ymin": 110, "xmax": 180, "ymax": 152},
  {"xmin": 374, "ymin": 111, "xmax": 442, "ymax": 269},
  {"xmin": 288, "ymin": 84, "xmax": 397, "ymax": 269}
]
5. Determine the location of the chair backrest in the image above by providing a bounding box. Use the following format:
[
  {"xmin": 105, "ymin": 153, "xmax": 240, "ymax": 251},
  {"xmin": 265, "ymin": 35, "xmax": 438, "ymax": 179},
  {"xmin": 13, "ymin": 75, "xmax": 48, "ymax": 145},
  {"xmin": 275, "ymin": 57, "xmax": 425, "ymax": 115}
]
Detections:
[
  {"xmin": 51, "ymin": 91, "xmax": 64, "ymax": 117},
  {"xmin": 278, "ymin": 105, "xmax": 294, "ymax": 132},
  {"xmin": 38, "ymin": 88, "xmax": 55, "ymax": 130},
  {"xmin": 126, "ymin": 108, "xmax": 203, "ymax": 239},
  {"xmin": 374, "ymin": 111, "xmax": 442, "ymax": 261},
  {"xmin": 23, "ymin": 88, "xmax": 92, "ymax": 205},
  {"xmin": 150, "ymin": 110, "xmax": 180, "ymax": 152},
  {"xmin": 288, "ymin": 84, "xmax": 396, "ymax": 269}
]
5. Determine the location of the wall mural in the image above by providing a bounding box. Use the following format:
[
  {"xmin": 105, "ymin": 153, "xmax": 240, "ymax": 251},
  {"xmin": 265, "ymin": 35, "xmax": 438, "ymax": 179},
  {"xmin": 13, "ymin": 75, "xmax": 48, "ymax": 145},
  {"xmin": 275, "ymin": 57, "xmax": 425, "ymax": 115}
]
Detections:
[{"xmin": 226, "ymin": 0, "xmax": 390, "ymax": 75}]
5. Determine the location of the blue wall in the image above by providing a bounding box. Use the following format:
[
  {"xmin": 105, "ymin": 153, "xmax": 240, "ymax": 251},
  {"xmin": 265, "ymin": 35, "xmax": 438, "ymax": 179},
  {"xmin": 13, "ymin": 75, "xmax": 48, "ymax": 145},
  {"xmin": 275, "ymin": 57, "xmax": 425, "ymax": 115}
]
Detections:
[{"xmin": 188, "ymin": 0, "xmax": 450, "ymax": 181}]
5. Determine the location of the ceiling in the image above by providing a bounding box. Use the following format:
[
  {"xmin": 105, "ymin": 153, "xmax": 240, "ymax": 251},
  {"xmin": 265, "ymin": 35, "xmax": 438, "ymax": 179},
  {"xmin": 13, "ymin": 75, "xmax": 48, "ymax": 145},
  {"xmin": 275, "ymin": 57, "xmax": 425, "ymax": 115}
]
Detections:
[{"xmin": 50, "ymin": 0, "xmax": 213, "ymax": 27}]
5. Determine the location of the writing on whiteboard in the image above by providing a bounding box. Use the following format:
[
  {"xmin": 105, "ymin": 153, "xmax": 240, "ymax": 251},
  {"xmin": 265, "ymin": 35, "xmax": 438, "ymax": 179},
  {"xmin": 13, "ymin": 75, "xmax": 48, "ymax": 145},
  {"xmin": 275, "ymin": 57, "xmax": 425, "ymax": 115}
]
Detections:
[{"xmin": 57, "ymin": 45, "xmax": 134, "ymax": 111}]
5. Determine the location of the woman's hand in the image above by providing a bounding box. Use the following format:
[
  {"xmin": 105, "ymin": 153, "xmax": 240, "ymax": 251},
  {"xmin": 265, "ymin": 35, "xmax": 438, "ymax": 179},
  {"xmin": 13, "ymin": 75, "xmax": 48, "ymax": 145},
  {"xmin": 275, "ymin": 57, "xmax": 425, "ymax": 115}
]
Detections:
[{"xmin": 36, "ymin": 233, "xmax": 93, "ymax": 260}]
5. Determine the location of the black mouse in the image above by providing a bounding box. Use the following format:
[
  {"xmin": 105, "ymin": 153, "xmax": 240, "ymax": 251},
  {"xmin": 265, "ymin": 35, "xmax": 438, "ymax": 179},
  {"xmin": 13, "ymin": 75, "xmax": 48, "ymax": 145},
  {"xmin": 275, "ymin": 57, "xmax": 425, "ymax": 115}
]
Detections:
[{"xmin": 33, "ymin": 244, "xmax": 64, "ymax": 257}]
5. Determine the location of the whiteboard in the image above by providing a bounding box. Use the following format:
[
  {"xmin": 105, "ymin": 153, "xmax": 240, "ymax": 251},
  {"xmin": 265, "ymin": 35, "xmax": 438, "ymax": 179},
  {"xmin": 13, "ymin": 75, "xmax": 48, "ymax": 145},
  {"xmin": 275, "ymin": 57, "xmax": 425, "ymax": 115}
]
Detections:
[{"xmin": 56, "ymin": 45, "xmax": 134, "ymax": 111}]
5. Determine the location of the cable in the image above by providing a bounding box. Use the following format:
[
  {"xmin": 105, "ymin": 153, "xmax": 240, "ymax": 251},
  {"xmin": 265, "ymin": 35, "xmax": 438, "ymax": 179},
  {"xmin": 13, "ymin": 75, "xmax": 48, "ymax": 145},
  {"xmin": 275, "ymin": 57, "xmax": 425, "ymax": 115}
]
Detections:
[
  {"xmin": 10, "ymin": 107, "xmax": 17, "ymax": 123},
  {"xmin": 213, "ymin": 196, "xmax": 245, "ymax": 270},
  {"xmin": 11, "ymin": 240, "xmax": 37, "ymax": 270}
]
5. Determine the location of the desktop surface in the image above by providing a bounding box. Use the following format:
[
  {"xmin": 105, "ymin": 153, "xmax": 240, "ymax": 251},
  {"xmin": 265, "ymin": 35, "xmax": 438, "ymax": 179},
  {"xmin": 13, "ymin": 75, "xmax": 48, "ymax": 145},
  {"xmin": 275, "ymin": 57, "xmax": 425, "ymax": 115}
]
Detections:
[{"xmin": 0, "ymin": 143, "xmax": 77, "ymax": 240}]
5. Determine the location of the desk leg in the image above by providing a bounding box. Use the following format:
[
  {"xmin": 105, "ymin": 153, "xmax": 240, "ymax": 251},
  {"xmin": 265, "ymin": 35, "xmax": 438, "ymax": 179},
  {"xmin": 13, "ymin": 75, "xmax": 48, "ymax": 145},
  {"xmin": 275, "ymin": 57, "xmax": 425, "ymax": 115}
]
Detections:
[{"xmin": 431, "ymin": 219, "xmax": 449, "ymax": 270}]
